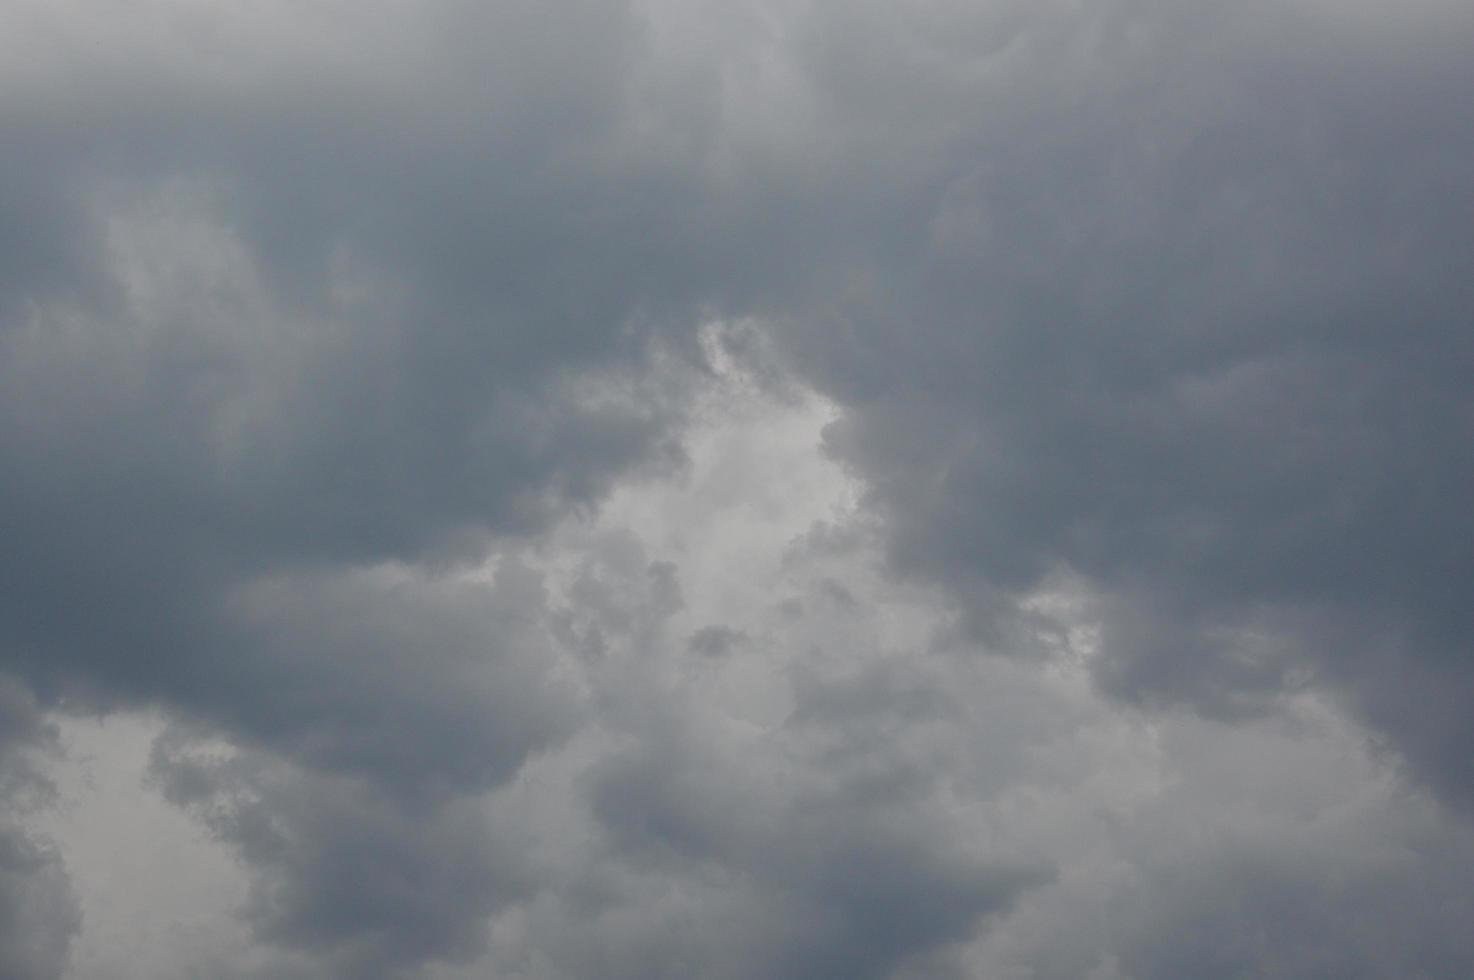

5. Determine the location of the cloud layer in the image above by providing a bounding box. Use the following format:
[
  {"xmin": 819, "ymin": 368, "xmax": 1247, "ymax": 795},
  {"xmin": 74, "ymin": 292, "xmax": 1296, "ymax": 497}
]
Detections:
[{"xmin": 3, "ymin": 0, "xmax": 1473, "ymax": 976}]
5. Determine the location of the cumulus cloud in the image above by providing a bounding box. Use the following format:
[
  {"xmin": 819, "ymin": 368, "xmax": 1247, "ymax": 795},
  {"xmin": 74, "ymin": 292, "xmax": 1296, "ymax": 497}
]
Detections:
[{"xmin": 3, "ymin": 0, "xmax": 1473, "ymax": 977}]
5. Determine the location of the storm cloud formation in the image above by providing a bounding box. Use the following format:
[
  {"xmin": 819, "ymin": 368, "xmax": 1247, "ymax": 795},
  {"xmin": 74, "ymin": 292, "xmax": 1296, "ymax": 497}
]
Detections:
[
  {"xmin": 774, "ymin": 0, "xmax": 1474, "ymax": 807},
  {"xmin": 2, "ymin": 0, "xmax": 1474, "ymax": 977}
]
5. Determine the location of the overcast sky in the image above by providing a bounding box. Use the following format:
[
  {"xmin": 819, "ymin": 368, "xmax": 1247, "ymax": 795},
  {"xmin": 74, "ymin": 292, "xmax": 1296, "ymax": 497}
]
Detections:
[{"xmin": 3, "ymin": 1, "xmax": 1474, "ymax": 977}]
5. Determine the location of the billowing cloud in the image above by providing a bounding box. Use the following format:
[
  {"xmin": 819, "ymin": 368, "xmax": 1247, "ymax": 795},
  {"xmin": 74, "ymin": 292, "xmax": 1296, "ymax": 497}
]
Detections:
[
  {"xmin": 767, "ymin": 0, "xmax": 1474, "ymax": 806},
  {"xmin": 3, "ymin": 0, "xmax": 1473, "ymax": 977}
]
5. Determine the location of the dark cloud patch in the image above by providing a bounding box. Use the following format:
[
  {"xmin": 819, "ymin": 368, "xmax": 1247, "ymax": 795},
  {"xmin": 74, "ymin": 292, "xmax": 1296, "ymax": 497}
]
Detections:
[
  {"xmin": 0, "ymin": 679, "xmax": 79, "ymax": 980},
  {"xmin": 687, "ymin": 625, "xmax": 747, "ymax": 658},
  {"xmin": 1114, "ymin": 842, "xmax": 1474, "ymax": 980},
  {"xmin": 787, "ymin": 836, "xmax": 1040, "ymax": 980},
  {"xmin": 95, "ymin": 556, "xmax": 585, "ymax": 974},
  {"xmin": 581, "ymin": 650, "xmax": 1051, "ymax": 980},
  {"xmin": 0, "ymin": 3, "xmax": 717, "ymax": 970},
  {"xmin": 202, "ymin": 563, "xmax": 576, "ymax": 801},
  {"xmin": 0, "ymin": 829, "xmax": 77, "ymax": 980},
  {"xmin": 586, "ymin": 743, "xmax": 1044, "ymax": 980},
  {"xmin": 0, "ymin": 0, "xmax": 722, "ymax": 707},
  {"xmin": 149, "ymin": 736, "xmax": 525, "ymax": 980},
  {"xmin": 766, "ymin": 0, "xmax": 1474, "ymax": 806}
]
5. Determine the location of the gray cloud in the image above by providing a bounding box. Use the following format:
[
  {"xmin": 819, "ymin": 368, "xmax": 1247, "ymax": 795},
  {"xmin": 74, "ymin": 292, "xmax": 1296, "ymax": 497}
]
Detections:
[
  {"xmin": 116, "ymin": 554, "xmax": 591, "ymax": 977},
  {"xmin": 764, "ymin": 0, "xmax": 1474, "ymax": 807},
  {"xmin": 0, "ymin": 3, "xmax": 702, "ymax": 969},
  {"xmin": 3, "ymin": 0, "xmax": 1474, "ymax": 976},
  {"xmin": 0, "ymin": 680, "xmax": 79, "ymax": 980},
  {"xmin": 584, "ymin": 709, "xmax": 1047, "ymax": 980},
  {"xmin": 953, "ymin": 693, "xmax": 1474, "ymax": 979},
  {"xmin": 149, "ymin": 740, "xmax": 525, "ymax": 980},
  {"xmin": 0, "ymin": 828, "xmax": 76, "ymax": 980},
  {"xmin": 1113, "ymin": 842, "xmax": 1474, "ymax": 980},
  {"xmin": 686, "ymin": 624, "xmax": 748, "ymax": 657}
]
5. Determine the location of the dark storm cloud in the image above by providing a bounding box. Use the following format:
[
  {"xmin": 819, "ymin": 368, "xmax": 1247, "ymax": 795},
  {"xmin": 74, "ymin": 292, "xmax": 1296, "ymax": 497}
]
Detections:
[
  {"xmin": 766, "ymin": 0, "xmax": 1474, "ymax": 805},
  {"xmin": 0, "ymin": 1, "xmax": 714, "ymax": 971},
  {"xmin": 0, "ymin": 1, "xmax": 698, "ymax": 693},
  {"xmin": 5, "ymin": 0, "xmax": 1474, "ymax": 976}
]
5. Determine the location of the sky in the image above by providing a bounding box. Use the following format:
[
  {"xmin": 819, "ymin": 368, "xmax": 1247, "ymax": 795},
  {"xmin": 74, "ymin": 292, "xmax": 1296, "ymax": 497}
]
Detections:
[{"xmin": 2, "ymin": 1, "xmax": 1473, "ymax": 977}]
